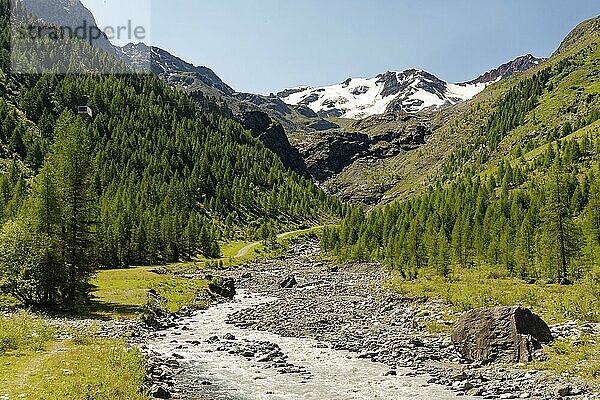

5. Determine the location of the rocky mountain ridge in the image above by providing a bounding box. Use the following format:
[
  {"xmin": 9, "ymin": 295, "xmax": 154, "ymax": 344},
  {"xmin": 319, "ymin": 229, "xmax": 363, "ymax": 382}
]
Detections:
[
  {"xmin": 277, "ymin": 70, "xmax": 485, "ymax": 119},
  {"xmin": 120, "ymin": 43, "xmax": 235, "ymax": 97},
  {"xmin": 465, "ymin": 54, "xmax": 545, "ymax": 85},
  {"xmin": 276, "ymin": 55, "xmax": 543, "ymax": 119}
]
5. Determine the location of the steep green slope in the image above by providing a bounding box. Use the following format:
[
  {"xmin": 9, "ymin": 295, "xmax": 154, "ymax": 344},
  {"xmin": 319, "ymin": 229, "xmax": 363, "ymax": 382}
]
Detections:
[
  {"xmin": 322, "ymin": 17, "xmax": 600, "ymax": 294},
  {"xmin": 354, "ymin": 16, "xmax": 600, "ymax": 201},
  {"xmin": 0, "ymin": 1, "xmax": 341, "ymax": 273}
]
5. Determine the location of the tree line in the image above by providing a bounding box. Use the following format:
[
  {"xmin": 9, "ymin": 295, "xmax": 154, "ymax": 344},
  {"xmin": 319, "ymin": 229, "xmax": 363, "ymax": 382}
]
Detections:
[{"xmin": 323, "ymin": 148, "xmax": 599, "ymax": 282}]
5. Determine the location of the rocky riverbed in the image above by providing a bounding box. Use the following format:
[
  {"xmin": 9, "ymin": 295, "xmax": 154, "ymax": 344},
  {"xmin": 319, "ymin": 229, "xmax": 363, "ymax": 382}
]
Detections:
[
  {"xmin": 145, "ymin": 240, "xmax": 599, "ymax": 400},
  {"xmin": 146, "ymin": 290, "xmax": 474, "ymax": 400}
]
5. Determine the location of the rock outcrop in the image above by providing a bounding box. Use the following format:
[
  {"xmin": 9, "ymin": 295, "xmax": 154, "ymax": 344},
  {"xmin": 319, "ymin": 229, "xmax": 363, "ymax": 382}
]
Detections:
[
  {"xmin": 464, "ymin": 54, "xmax": 545, "ymax": 85},
  {"xmin": 280, "ymin": 275, "xmax": 298, "ymax": 289},
  {"xmin": 242, "ymin": 111, "xmax": 308, "ymax": 176},
  {"xmin": 307, "ymin": 119, "xmax": 340, "ymax": 131},
  {"xmin": 289, "ymin": 113, "xmax": 432, "ymax": 189},
  {"xmin": 451, "ymin": 306, "xmax": 553, "ymax": 363}
]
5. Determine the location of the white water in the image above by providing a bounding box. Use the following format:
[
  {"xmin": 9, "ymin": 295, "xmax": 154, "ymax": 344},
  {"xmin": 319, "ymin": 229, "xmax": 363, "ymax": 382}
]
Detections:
[{"xmin": 148, "ymin": 291, "xmax": 470, "ymax": 400}]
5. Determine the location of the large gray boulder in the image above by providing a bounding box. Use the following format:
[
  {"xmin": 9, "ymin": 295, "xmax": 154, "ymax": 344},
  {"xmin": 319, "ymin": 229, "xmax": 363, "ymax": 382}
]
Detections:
[
  {"xmin": 208, "ymin": 278, "xmax": 236, "ymax": 300},
  {"xmin": 451, "ymin": 306, "xmax": 553, "ymax": 363}
]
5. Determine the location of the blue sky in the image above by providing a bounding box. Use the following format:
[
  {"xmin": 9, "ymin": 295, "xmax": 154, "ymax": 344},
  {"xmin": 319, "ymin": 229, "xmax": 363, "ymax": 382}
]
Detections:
[{"xmin": 83, "ymin": 0, "xmax": 599, "ymax": 94}]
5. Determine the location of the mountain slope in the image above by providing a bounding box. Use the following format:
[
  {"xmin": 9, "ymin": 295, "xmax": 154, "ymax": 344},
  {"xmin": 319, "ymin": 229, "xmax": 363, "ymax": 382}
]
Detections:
[
  {"xmin": 277, "ymin": 55, "xmax": 543, "ymax": 119},
  {"xmin": 327, "ymin": 16, "xmax": 600, "ymax": 203},
  {"xmin": 554, "ymin": 15, "xmax": 600, "ymax": 55},
  {"xmin": 119, "ymin": 42, "xmax": 314, "ymax": 175},
  {"xmin": 405, "ymin": 16, "xmax": 600, "ymax": 196},
  {"xmin": 321, "ymin": 16, "xmax": 600, "ymax": 300},
  {"xmin": 279, "ymin": 55, "xmax": 544, "ymax": 203},
  {"xmin": 17, "ymin": 0, "xmax": 567, "ymax": 205},
  {"xmin": 0, "ymin": 0, "xmax": 342, "ymax": 268}
]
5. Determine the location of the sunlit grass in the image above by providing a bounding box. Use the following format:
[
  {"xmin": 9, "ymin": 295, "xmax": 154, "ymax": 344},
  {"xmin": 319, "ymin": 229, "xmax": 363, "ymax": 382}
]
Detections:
[
  {"xmin": 0, "ymin": 338, "xmax": 148, "ymax": 400},
  {"xmin": 86, "ymin": 267, "xmax": 209, "ymax": 319},
  {"xmin": 0, "ymin": 313, "xmax": 148, "ymax": 399},
  {"xmin": 0, "ymin": 312, "xmax": 55, "ymax": 355},
  {"xmin": 532, "ymin": 334, "xmax": 600, "ymax": 386},
  {"xmin": 389, "ymin": 266, "xmax": 600, "ymax": 324}
]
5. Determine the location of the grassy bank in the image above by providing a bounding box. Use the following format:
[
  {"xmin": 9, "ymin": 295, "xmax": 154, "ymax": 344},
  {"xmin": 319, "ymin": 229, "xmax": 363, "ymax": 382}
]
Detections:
[
  {"xmin": 0, "ymin": 312, "xmax": 148, "ymax": 400},
  {"xmin": 86, "ymin": 266, "xmax": 209, "ymax": 319},
  {"xmin": 0, "ymin": 263, "xmax": 213, "ymax": 399},
  {"xmin": 532, "ymin": 335, "xmax": 600, "ymax": 385},
  {"xmin": 389, "ymin": 266, "xmax": 600, "ymax": 323},
  {"xmin": 389, "ymin": 266, "xmax": 600, "ymax": 385}
]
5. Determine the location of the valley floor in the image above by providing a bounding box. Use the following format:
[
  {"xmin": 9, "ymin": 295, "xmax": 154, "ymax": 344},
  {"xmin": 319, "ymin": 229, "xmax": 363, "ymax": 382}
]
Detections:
[
  {"xmin": 147, "ymin": 241, "xmax": 600, "ymax": 400},
  {"xmin": 1, "ymin": 237, "xmax": 599, "ymax": 399}
]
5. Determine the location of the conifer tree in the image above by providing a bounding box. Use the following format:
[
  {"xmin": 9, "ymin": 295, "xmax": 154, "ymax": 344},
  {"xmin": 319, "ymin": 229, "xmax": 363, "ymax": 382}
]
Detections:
[
  {"xmin": 583, "ymin": 173, "xmax": 600, "ymax": 269},
  {"xmin": 51, "ymin": 112, "xmax": 97, "ymax": 304},
  {"xmin": 436, "ymin": 226, "xmax": 451, "ymax": 278},
  {"xmin": 541, "ymin": 161, "xmax": 582, "ymax": 281}
]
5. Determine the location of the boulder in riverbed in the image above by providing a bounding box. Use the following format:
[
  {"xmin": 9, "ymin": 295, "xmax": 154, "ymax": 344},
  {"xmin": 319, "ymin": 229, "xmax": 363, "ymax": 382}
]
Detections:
[
  {"xmin": 149, "ymin": 384, "xmax": 171, "ymax": 399},
  {"xmin": 209, "ymin": 278, "xmax": 236, "ymax": 299},
  {"xmin": 451, "ymin": 306, "xmax": 553, "ymax": 363},
  {"xmin": 280, "ymin": 275, "xmax": 298, "ymax": 289}
]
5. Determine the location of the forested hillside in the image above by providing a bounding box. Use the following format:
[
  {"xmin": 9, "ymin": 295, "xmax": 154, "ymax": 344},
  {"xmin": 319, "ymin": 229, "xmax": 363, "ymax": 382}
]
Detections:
[
  {"xmin": 322, "ymin": 17, "xmax": 600, "ymax": 285},
  {"xmin": 0, "ymin": 1, "xmax": 341, "ymax": 307}
]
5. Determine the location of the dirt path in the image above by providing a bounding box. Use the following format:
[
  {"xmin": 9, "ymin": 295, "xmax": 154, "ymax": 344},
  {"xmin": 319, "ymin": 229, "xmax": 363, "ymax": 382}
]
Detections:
[
  {"xmin": 234, "ymin": 241, "xmax": 261, "ymax": 258},
  {"xmin": 234, "ymin": 226, "xmax": 324, "ymax": 258},
  {"xmin": 10, "ymin": 340, "xmax": 68, "ymax": 395}
]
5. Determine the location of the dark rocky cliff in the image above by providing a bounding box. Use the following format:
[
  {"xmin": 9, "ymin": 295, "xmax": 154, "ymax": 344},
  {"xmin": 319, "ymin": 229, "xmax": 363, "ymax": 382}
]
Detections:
[{"xmin": 242, "ymin": 111, "xmax": 308, "ymax": 176}]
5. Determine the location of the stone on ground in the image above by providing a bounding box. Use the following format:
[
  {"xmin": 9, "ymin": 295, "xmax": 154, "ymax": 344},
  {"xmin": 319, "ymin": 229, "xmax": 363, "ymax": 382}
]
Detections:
[{"xmin": 451, "ymin": 306, "xmax": 553, "ymax": 363}]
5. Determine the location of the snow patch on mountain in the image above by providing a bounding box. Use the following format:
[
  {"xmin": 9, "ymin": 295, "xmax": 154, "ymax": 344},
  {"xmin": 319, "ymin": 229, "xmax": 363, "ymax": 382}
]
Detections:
[
  {"xmin": 278, "ymin": 70, "xmax": 489, "ymax": 119},
  {"xmin": 279, "ymin": 54, "xmax": 544, "ymax": 120}
]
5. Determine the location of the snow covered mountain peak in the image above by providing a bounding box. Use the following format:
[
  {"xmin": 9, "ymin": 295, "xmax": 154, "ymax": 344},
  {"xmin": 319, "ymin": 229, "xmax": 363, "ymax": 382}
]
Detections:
[
  {"xmin": 277, "ymin": 69, "xmax": 487, "ymax": 119},
  {"xmin": 277, "ymin": 56, "xmax": 543, "ymax": 119}
]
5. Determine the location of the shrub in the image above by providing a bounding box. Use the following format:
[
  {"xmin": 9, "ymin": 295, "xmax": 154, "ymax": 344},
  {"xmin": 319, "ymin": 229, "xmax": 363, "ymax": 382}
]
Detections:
[{"xmin": 0, "ymin": 311, "xmax": 55, "ymax": 354}]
